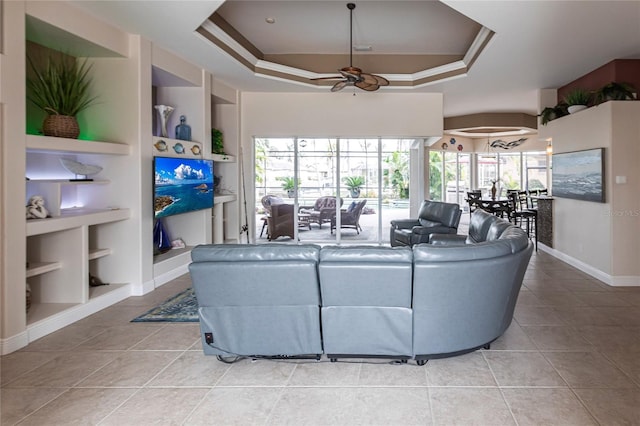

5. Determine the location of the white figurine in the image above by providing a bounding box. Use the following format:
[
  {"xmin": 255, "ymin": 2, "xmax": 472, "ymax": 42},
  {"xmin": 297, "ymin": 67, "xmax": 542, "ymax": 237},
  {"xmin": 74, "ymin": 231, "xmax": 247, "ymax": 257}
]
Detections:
[{"xmin": 26, "ymin": 195, "xmax": 49, "ymax": 219}]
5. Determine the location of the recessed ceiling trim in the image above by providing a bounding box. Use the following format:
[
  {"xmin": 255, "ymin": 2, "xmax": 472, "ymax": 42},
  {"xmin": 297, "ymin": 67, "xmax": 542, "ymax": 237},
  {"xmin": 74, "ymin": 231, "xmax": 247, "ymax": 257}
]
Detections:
[{"xmin": 196, "ymin": 9, "xmax": 495, "ymax": 90}]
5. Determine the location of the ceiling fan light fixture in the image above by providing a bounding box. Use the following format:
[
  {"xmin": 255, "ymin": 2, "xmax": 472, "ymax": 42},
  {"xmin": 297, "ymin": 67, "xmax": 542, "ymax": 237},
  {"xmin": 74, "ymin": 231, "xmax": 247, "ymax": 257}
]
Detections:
[{"xmin": 311, "ymin": 2, "xmax": 389, "ymax": 92}]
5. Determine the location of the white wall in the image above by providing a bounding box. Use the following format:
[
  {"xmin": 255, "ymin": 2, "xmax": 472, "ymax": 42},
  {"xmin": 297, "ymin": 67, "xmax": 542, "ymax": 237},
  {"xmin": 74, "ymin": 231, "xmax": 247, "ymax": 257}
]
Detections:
[{"xmin": 544, "ymin": 101, "xmax": 640, "ymax": 284}]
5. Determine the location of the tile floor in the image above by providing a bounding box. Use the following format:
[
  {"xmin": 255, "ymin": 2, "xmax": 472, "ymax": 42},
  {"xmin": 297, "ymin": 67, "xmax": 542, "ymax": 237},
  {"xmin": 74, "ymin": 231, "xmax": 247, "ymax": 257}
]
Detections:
[{"xmin": 3, "ymin": 251, "xmax": 640, "ymax": 425}]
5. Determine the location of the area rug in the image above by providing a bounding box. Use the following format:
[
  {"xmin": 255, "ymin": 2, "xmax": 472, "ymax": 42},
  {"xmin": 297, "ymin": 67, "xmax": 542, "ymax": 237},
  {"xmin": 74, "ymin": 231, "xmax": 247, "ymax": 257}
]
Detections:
[{"xmin": 131, "ymin": 288, "xmax": 199, "ymax": 322}]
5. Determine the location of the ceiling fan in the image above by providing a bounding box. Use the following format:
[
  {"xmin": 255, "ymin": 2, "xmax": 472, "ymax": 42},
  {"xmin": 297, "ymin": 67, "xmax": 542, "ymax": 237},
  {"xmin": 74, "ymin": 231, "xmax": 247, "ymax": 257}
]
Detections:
[{"xmin": 313, "ymin": 3, "xmax": 390, "ymax": 92}]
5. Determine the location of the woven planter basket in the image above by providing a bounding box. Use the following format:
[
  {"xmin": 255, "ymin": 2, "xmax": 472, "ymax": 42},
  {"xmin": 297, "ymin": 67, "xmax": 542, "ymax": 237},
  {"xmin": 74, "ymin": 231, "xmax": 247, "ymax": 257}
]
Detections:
[{"xmin": 42, "ymin": 115, "xmax": 80, "ymax": 139}]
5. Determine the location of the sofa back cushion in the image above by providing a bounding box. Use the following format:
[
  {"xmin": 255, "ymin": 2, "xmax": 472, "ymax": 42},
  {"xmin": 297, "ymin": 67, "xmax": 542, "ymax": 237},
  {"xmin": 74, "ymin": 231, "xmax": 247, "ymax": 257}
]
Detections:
[
  {"xmin": 319, "ymin": 245, "xmax": 413, "ymax": 307},
  {"xmin": 468, "ymin": 209, "xmax": 499, "ymax": 242},
  {"xmin": 417, "ymin": 200, "xmax": 461, "ymax": 229},
  {"xmin": 486, "ymin": 220, "xmax": 513, "ymax": 241},
  {"xmin": 497, "ymin": 226, "xmax": 530, "ymax": 253},
  {"xmin": 190, "ymin": 243, "xmax": 321, "ymax": 306}
]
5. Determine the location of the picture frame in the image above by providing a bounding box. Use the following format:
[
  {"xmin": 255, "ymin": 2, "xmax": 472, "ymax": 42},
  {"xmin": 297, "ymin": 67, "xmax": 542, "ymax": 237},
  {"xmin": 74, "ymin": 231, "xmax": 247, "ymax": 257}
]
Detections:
[{"xmin": 552, "ymin": 148, "xmax": 605, "ymax": 203}]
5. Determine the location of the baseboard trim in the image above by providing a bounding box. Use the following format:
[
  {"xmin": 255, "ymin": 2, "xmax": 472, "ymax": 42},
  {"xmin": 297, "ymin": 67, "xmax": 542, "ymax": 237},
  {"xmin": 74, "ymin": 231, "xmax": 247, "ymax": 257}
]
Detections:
[
  {"xmin": 538, "ymin": 243, "xmax": 640, "ymax": 286},
  {"xmin": 0, "ymin": 331, "xmax": 29, "ymax": 355},
  {"xmin": 154, "ymin": 263, "xmax": 189, "ymax": 288}
]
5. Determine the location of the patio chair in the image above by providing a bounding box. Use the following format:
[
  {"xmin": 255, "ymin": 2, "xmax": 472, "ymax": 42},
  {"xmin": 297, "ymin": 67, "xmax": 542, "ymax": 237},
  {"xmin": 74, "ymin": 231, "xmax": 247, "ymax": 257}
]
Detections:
[
  {"xmin": 260, "ymin": 195, "xmax": 285, "ymax": 238},
  {"xmin": 267, "ymin": 203, "xmax": 295, "ymax": 240},
  {"xmin": 331, "ymin": 199, "xmax": 367, "ymax": 234},
  {"xmin": 300, "ymin": 196, "xmax": 343, "ymax": 229}
]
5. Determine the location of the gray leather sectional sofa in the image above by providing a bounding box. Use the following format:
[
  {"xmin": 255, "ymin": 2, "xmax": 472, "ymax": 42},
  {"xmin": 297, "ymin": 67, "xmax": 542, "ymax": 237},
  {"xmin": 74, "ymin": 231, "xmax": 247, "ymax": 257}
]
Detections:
[{"xmin": 189, "ymin": 211, "xmax": 533, "ymax": 364}]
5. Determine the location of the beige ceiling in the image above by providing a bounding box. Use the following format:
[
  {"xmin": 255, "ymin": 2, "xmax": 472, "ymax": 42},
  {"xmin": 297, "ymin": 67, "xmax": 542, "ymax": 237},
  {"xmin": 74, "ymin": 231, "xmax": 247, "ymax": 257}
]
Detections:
[
  {"xmin": 198, "ymin": 1, "xmax": 493, "ymax": 89},
  {"xmin": 72, "ymin": 1, "xmax": 640, "ymax": 122}
]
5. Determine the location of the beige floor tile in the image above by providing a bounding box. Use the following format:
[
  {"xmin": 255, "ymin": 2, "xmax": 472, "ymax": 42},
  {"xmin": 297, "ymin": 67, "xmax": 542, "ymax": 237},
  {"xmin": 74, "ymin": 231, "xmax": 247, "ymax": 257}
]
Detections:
[
  {"xmin": 429, "ymin": 387, "xmax": 515, "ymax": 425},
  {"xmin": 574, "ymin": 388, "xmax": 640, "ymax": 426},
  {"xmin": 0, "ymin": 387, "xmax": 67, "ymax": 425},
  {"xmin": 544, "ymin": 351, "xmax": 636, "ymax": 388},
  {"xmin": 553, "ymin": 306, "xmax": 620, "ymax": 326},
  {"xmin": 596, "ymin": 307, "xmax": 640, "ymax": 326},
  {"xmin": 266, "ymin": 387, "xmax": 358, "ymax": 425},
  {"xmin": 514, "ymin": 305, "xmax": 567, "ymax": 326},
  {"xmin": 558, "ymin": 278, "xmax": 609, "ymax": 292},
  {"xmin": 74, "ymin": 323, "xmax": 164, "ymax": 350},
  {"xmin": 351, "ymin": 387, "xmax": 432, "ymax": 425},
  {"xmin": 528, "ymin": 290, "xmax": 586, "ymax": 307},
  {"xmin": 287, "ymin": 359, "xmax": 361, "ymax": 386},
  {"xmin": 19, "ymin": 324, "xmax": 110, "ymax": 352},
  {"xmin": 187, "ymin": 387, "xmax": 281, "ymax": 425},
  {"xmin": 490, "ymin": 322, "xmax": 537, "ymax": 350},
  {"xmin": 577, "ymin": 325, "xmax": 640, "ymax": 352},
  {"xmin": 484, "ymin": 351, "xmax": 567, "ymax": 387},
  {"xmin": 217, "ymin": 358, "xmax": 297, "ymax": 386},
  {"xmin": 76, "ymin": 351, "xmax": 180, "ymax": 387},
  {"xmin": 100, "ymin": 387, "xmax": 209, "ymax": 425},
  {"xmin": 148, "ymin": 350, "xmax": 231, "ymax": 387},
  {"xmin": 358, "ymin": 360, "xmax": 427, "ymax": 386},
  {"xmin": 16, "ymin": 387, "xmax": 136, "ymax": 426},
  {"xmin": 0, "ymin": 351, "xmax": 53, "ymax": 386},
  {"xmin": 426, "ymin": 352, "xmax": 496, "ymax": 386},
  {"xmin": 521, "ymin": 325, "xmax": 594, "ymax": 350},
  {"xmin": 603, "ymin": 350, "xmax": 640, "ymax": 385},
  {"xmin": 6, "ymin": 351, "xmax": 116, "ymax": 388},
  {"xmin": 76, "ymin": 305, "xmax": 158, "ymax": 327},
  {"xmin": 502, "ymin": 388, "xmax": 596, "ymax": 425},
  {"xmin": 131, "ymin": 323, "xmax": 200, "ymax": 350},
  {"xmin": 572, "ymin": 291, "xmax": 633, "ymax": 306}
]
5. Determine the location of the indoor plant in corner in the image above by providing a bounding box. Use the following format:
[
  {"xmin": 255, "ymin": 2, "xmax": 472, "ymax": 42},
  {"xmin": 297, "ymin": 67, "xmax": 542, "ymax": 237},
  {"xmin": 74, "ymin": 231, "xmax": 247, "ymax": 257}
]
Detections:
[
  {"xmin": 564, "ymin": 88, "xmax": 592, "ymax": 114},
  {"xmin": 27, "ymin": 55, "xmax": 98, "ymax": 139},
  {"xmin": 343, "ymin": 175, "xmax": 365, "ymax": 198}
]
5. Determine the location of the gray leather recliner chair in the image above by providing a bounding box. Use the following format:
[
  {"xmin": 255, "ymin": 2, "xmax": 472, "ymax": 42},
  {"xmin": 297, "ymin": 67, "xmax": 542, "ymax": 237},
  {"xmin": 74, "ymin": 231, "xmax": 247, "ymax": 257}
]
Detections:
[{"xmin": 390, "ymin": 200, "xmax": 462, "ymax": 246}]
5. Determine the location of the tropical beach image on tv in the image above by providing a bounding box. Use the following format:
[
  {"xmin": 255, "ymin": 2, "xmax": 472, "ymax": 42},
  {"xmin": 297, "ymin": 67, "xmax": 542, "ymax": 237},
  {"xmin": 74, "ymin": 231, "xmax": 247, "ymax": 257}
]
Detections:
[{"xmin": 154, "ymin": 156, "xmax": 214, "ymax": 218}]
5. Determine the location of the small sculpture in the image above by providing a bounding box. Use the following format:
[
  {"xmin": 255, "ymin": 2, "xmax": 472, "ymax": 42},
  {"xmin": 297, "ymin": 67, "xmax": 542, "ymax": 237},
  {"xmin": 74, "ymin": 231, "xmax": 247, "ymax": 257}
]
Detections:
[
  {"xmin": 154, "ymin": 105, "xmax": 175, "ymax": 138},
  {"xmin": 175, "ymin": 115, "xmax": 191, "ymax": 141},
  {"xmin": 60, "ymin": 158, "xmax": 103, "ymax": 181},
  {"xmin": 26, "ymin": 195, "xmax": 49, "ymax": 219}
]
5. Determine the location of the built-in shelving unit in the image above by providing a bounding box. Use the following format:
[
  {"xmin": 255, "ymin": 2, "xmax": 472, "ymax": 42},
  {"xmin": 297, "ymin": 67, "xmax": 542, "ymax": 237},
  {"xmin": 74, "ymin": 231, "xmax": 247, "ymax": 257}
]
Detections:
[{"xmin": 1, "ymin": 1, "xmax": 241, "ymax": 355}]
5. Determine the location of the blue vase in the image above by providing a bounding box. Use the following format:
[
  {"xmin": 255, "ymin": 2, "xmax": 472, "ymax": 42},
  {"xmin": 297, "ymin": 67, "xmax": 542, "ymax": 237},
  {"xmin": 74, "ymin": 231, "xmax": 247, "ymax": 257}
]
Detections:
[
  {"xmin": 175, "ymin": 115, "xmax": 191, "ymax": 141},
  {"xmin": 153, "ymin": 219, "xmax": 172, "ymax": 255}
]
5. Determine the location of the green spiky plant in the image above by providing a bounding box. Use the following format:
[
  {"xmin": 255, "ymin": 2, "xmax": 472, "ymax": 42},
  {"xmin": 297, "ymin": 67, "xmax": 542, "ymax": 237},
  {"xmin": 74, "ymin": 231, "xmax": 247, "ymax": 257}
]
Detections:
[
  {"xmin": 593, "ymin": 82, "xmax": 636, "ymax": 105},
  {"xmin": 27, "ymin": 55, "xmax": 98, "ymax": 117},
  {"xmin": 563, "ymin": 88, "xmax": 592, "ymax": 106}
]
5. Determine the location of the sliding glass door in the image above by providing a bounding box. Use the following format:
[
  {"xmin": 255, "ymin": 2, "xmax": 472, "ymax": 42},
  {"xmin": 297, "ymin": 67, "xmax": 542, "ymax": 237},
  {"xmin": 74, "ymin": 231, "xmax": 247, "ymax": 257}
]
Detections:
[{"xmin": 254, "ymin": 137, "xmax": 412, "ymax": 244}]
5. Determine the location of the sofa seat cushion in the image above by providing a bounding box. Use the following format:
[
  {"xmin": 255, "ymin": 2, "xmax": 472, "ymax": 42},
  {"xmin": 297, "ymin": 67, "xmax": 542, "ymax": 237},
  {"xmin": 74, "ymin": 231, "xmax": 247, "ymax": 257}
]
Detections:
[{"xmin": 418, "ymin": 219, "xmax": 442, "ymax": 227}]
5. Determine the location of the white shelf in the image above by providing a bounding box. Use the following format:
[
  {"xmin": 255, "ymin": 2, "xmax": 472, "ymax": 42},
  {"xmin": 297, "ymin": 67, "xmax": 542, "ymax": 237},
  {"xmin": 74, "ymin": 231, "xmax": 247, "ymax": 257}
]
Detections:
[
  {"xmin": 26, "ymin": 135, "xmax": 130, "ymax": 155},
  {"xmin": 27, "ymin": 208, "xmax": 130, "ymax": 236},
  {"xmin": 27, "ymin": 179, "xmax": 109, "ymax": 185},
  {"xmin": 26, "ymin": 261, "xmax": 62, "ymax": 278},
  {"xmin": 27, "ymin": 302, "xmax": 80, "ymax": 326},
  {"xmin": 88, "ymin": 248, "xmax": 112, "ymax": 260},
  {"xmin": 89, "ymin": 283, "xmax": 127, "ymax": 300},
  {"xmin": 212, "ymin": 153, "xmax": 236, "ymax": 162}
]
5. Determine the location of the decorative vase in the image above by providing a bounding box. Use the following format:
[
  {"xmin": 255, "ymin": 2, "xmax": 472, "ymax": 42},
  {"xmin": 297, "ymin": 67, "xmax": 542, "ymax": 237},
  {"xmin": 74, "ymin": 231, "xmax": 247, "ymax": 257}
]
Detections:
[
  {"xmin": 154, "ymin": 105, "xmax": 174, "ymax": 138},
  {"xmin": 42, "ymin": 115, "xmax": 80, "ymax": 139},
  {"xmin": 287, "ymin": 189, "xmax": 296, "ymax": 198},
  {"xmin": 349, "ymin": 188, "xmax": 361, "ymax": 198},
  {"xmin": 175, "ymin": 115, "xmax": 191, "ymax": 141},
  {"xmin": 567, "ymin": 105, "xmax": 587, "ymax": 114},
  {"xmin": 491, "ymin": 183, "xmax": 497, "ymax": 200},
  {"xmin": 153, "ymin": 219, "xmax": 172, "ymax": 255}
]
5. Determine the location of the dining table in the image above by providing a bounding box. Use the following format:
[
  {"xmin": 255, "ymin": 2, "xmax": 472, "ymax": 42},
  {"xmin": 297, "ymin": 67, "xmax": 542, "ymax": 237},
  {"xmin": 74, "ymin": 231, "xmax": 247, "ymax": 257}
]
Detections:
[{"xmin": 470, "ymin": 197, "xmax": 512, "ymax": 218}]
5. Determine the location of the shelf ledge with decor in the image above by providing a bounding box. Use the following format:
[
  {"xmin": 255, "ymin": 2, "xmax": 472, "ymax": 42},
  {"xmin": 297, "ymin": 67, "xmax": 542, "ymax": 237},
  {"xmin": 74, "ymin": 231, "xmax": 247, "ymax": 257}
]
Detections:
[
  {"xmin": 26, "ymin": 208, "xmax": 130, "ymax": 236},
  {"xmin": 212, "ymin": 153, "xmax": 236, "ymax": 162},
  {"xmin": 26, "ymin": 135, "xmax": 130, "ymax": 155}
]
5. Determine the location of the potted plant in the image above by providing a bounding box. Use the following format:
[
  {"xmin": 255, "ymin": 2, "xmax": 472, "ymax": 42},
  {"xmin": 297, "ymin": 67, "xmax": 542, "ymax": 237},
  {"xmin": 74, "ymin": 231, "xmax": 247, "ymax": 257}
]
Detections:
[
  {"xmin": 27, "ymin": 55, "xmax": 98, "ymax": 139},
  {"xmin": 538, "ymin": 103, "xmax": 568, "ymax": 125},
  {"xmin": 564, "ymin": 88, "xmax": 592, "ymax": 113},
  {"xmin": 280, "ymin": 176, "xmax": 299, "ymax": 198},
  {"xmin": 593, "ymin": 81, "xmax": 636, "ymax": 105},
  {"xmin": 343, "ymin": 175, "xmax": 365, "ymax": 198}
]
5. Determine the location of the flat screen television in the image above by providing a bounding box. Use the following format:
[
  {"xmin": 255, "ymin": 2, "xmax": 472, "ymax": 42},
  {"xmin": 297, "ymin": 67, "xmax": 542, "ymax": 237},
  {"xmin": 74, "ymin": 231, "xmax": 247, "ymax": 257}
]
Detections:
[{"xmin": 154, "ymin": 156, "xmax": 214, "ymax": 218}]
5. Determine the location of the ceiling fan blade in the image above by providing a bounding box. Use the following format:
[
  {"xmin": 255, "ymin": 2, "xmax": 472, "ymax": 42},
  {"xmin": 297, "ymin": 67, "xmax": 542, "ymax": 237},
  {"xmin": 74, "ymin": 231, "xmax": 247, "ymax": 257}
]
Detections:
[
  {"xmin": 373, "ymin": 75, "xmax": 390, "ymax": 86},
  {"xmin": 310, "ymin": 75, "xmax": 343, "ymax": 81},
  {"xmin": 331, "ymin": 80, "xmax": 350, "ymax": 92},
  {"xmin": 360, "ymin": 73, "xmax": 379, "ymax": 86},
  {"xmin": 355, "ymin": 81, "xmax": 380, "ymax": 91}
]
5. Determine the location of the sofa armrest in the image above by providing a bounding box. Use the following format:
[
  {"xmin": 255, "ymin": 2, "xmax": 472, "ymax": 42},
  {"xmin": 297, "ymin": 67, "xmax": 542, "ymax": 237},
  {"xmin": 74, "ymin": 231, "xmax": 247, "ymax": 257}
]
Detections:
[
  {"xmin": 429, "ymin": 234, "xmax": 467, "ymax": 245},
  {"xmin": 390, "ymin": 219, "xmax": 421, "ymax": 229}
]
